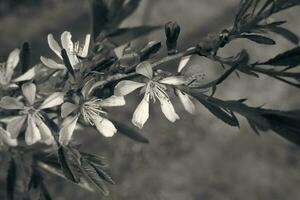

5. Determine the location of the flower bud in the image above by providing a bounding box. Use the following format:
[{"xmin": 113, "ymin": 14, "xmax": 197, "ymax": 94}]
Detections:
[{"xmin": 165, "ymin": 21, "xmax": 180, "ymax": 55}]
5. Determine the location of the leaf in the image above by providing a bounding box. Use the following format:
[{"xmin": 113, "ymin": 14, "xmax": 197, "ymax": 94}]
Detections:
[
  {"xmin": 40, "ymin": 182, "xmax": 52, "ymax": 200},
  {"xmin": 91, "ymin": 0, "xmax": 142, "ymax": 40},
  {"xmin": 6, "ymin": 159, "xmax": 16, "ymax": 200},
  {"xmin": 20, "ymin": 42, "xmax": 30, "ymax": 73},
  {"xmin": 107, "ymin": 26, "xmax": 162, "ymax": 46},
  {"xmin": 57, "ymin": 146, "xmax": 81, "ymax": 183},
  {"xmin": 118, "ymin": 0, "xmax": 141, "ymax": 20},
  {"xmin": 196, "ymin": 97, "xmax": 239, "ymax": 127},
  {"xmin": 111, "ymin": 119, "xmax": 149, "ymax": 143},
  {"xmin": 61, "ymin": 49, "xmax": 75, "ymax": 78},
  {"xmin": 139, "ymin": 41, "xmax": 161, "ymax": 61},
  {"xmin": 80, "ymin": 152, "xmax": 108, "ymax": 168},
  {"xmin": 268, "ymin": 26, "xmax": 299, "ymax": 44},
  {"xmin": 259, "ymin": 46, "xmax": 300, "ymax": 67},
  {"xmin": 81, "ymin": 158, "xmax": 109, "ymax": 196},
  {"xmin": 91, "ymin": 163, "xmax": 115, "ymax": 185},
  {"xmin": 239, "ymin": 34, "xmax": 276, "ymax": 45}
]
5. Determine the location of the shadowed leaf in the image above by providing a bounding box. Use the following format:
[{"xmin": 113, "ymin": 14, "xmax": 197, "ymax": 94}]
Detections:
[
  {"xmin": 239, "ymin": 34, "xmax": 276, "ymax": 45},
  {"xmin": 107, "ymin": 26, "xmax": 162, "ymax": 46},
  {"xmin": 6, "ymin": 159, "xmax": 16, "ymax": 200}
]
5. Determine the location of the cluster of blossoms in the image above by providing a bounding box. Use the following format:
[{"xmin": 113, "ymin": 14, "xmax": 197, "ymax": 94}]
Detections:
[{"xmin": 0, "ymin": 31, "xmax": 196, "ymax": 148}]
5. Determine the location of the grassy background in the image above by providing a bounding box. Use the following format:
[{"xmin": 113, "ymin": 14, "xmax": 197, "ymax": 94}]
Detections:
[{"xmin": 1, "ymin": 0, "xmax": 300, "ymax": 199}]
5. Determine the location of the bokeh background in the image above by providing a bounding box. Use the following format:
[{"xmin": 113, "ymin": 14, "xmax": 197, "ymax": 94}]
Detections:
[{"xmin": 1, "ymin": 0, "xmax": 300, "ymax": 199}]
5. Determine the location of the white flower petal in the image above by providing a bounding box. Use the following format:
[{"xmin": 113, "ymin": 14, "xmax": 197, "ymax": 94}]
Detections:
[
  {"xmin": 7, "ymin": 115, "xmax": 27, "ymax": 139},
  {"xmin": 61, "ymin": 102, "xmax": 78, "ymax": 118},
  {"xmin": 93, "ymin": 116, "xmax": 117, "ymax": 137},
  {"xmin": 175, "ymin": 89, "xmax": 196, "ymax": 114},
  {"xmin": 159, "ymin": 76, "xmax": 186, "ymax": 85},
  {"xmin": 0, "ymin": 96, "xmax": 24, "ymax": 110},
  {"xmin": 12, "ymin": 66, "xmax": 36, "ymax": 82},
  {"xmin": 157, "ymin": 93, "xmax": 179, "ymax": 122},
  {"xmin": 36, "ymin": 120, "xmax": 54, "ymax": 145},
  {"xmin": 22, "ymin": 82, "xmax": 36, "ymax": 105},
  {"xmin": 5, "ymin": 48, "xmax": 20, "ymax": 79},
  {"xmin": 59, "ymin": 115, "xmax": 79, "ymax": 146},
  {"xmin": 48, "ymin": 34, "xmax": 62, "ymax": 59},
  {"xmin": 39, "ymin": 92, "xmax": 65, "ymax": 109},
  {"xmin": 136, "ymin": 61, "xmax": 153, "ymax": 79},
  {"xmin": 61, "ymin": 31, "xmax": 78, "ymax": 66},
  {"xmin": 7, "ymin": 83, "xmax": 19, "ymax": 89},
  {"xmin": 114, "ymin": 80, "xmax": 145, "ymax": 96},
  {"xmin": 132, "ymin": 93, "xmax": 150, "ymax": 129},
  {"xmin": 80, "ymin": 34, "xmax": 91, "ymax": 57},
  {"xmin": 25, "ymin": 116, "xmax": 41, "ymax": 145},
  {"xmin": 0, "ymin": 127, "xmax": 18, "ymax": 146},
  {"xmin": 98, "ymin": 95, "xmax": 125, "ymax": 107},
  {"xmin": 178, "ymin": 56, "xmax": 191, "ymax": 72},
  {"xmin": 40, "ymin": 56, "xmax": 65, "ymax": 69}
]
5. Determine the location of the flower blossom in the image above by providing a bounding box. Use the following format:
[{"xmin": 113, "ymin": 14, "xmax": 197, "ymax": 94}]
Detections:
[
  {"xmin": 0, "ymin": 49, "xmax": 36, "ymax": 90},
  {"xmin": 58, "ymin": 84, "xmax": 125, "ymax": 145},
  {"xmin": 0, "ymin": 83, "xmax": 65, "ymax": 145},
  {"xmin": 40, "ymin": 31, "xmax": 91, "ymax": 70},
  {"xmin": 114, "ymin": 61, "xmax": 187, "ymax": 129},
  {"xmin": 175, "ymin": 56, "xmax": 196, "ymax": 114}
]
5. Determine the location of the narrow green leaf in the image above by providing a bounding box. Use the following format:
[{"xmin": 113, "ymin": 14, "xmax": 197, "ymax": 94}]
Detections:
[
  {"xmin": 6, "ymin": 159, "xmax": 16, "ymax": 200},
  {"xmin": 81, "ymin": 158, "xmax": 109, "ymax": 196},
  {"xmin": 240, "ymin": 34, "xmax": 276, "ymax": 45},
  {"xmin": 107, "ymin": 26, "xmax": 162, "ymax": 46},
  {"xmin": 57, "ymin": 146, "xmax": 81, "ymax": 183},
  {"xmin": 61, "ymin": 49, "xmax": 75, "ymax": 78},
  {"xmin": 268, "ymin": 26, "xmax": 299, "ymax": 44},
  {"xmin": 259, "ymin": 47, "xmax": 300, "ymax": 67},
  {"xmin": 111, "ymin": 119, "xmax": 149, "ymax": 143}
]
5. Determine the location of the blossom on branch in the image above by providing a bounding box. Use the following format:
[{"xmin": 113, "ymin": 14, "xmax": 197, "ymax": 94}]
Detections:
[
  {"xmin": 114, "ymin": 61, "xmax": 188, "ymax": 129},
  {"xmin": 58, "ymin": 84, "xmax": 125, "ymax": 145},
  {"xmin": 40, "ymin": 31, "xmax": 91, "ymax": 70},
  {"xmin": 0, "ymin": 49, "xmax": 36, "ymax": 90},
  {"xmin": 0, "ymin": 83, "xmax": 65, "ymax": 145}
]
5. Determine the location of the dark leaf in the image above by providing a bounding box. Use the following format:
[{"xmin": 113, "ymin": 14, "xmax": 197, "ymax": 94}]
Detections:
[
  {"xmin": 139, "ymin": 41, "xmax": 161, "ymax": 61},
  {"xmin": 91, "ymin": 0, "xmax": 142, "ymax": 40},
  {"xmin": 239, "ymin": 34, "xmax": 276, "ymax": 45},
  {"xmin": 194, "ymin": 96, "xmax": 239, "ymax": 127},
  {"xmin": 20, "ymin": 42, "xmax": 30, "ymax": 73},
  {"xmin": 6, "ymin": 159, "xmax": 16, "ymax": 200},
  {"xmin": 111, "ymin": 119, "xmax": 149, "ymax": 143},
  {"xmin": 81, "ymin": 158, "xmax": 109, "ymax": 195},
  {"xmin": 107, "ymin": 26, "xmax": 161, "ymax": 46},
  {"xmin": 91, "ymin": 0, "xmax": 110, "ymax": 40},
  {"xmin": 61, "ymin": 49, "xmax": 75, "ymax": 78},
  {"xmin": 40, "ymin": 182, "xmax": 52, "ymax": 200},
  {"xmin": 259, "ymin": 46, "xmax": 300, "ymax": 67},
  {"xmin": 57, "ymin": 146, "xmax": 81, "ymax": 183},
  {"xmin": 80, "ymin": 152, "xmax": 108, "ymax": 168},
  {"xmin": 91, "ymin": 163, "xmax": 115, "ymax": 185},
  {"xmin": 268, "ymin": 26, "xmax": 299, "ymax": 44},
  {"xmin": 118, "ymin": 0, "xmax": 141, "ymax": 20}
]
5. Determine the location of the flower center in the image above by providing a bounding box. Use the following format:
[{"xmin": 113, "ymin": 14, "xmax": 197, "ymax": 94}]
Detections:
[
  {"xmin": 80, "ymin": 98, "xmax": 106, "ymax": 125},
  {"xmin": 146, "ymin": 81, "xmax": 169, "ymax": 102}
]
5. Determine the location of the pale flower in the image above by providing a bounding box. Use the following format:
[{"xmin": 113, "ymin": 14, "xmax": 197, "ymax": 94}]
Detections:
[
  {"xmin": 0, "ymin": 49, "xmax": 36, "ymax": 89},
  {"xmin": 0, "ymin": 83, "xmax": 65, "ymax": 145},
  {"xmin": 114, "ymin": 61, "xmax": 186, "ymax": 129},
  {"xmin": 58, "ymin": 84, "xmax": 125, "ymax": 145},
  {"xmin": 40, "ymin": 31, "xmax": 91, "ymax": 69},
  {"xmin": 175, "ymin": 55, "xmax": 196, "ymax": 114}
]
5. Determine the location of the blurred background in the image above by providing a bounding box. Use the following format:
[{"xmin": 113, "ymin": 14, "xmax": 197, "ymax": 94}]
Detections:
[{"xmin": 0, "ymin": 0, "xmax": 300, "ymax": 199}]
